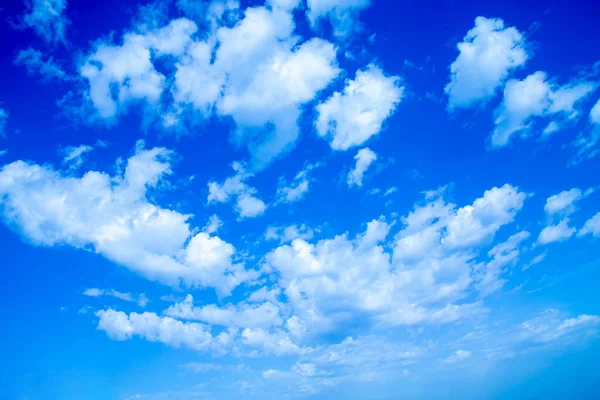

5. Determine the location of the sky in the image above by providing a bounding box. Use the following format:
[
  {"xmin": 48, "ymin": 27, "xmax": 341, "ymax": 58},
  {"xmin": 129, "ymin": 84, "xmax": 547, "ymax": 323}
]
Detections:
[{"xmin": 0, "ymin": 0, "xmax": 600, "ymax": 399}]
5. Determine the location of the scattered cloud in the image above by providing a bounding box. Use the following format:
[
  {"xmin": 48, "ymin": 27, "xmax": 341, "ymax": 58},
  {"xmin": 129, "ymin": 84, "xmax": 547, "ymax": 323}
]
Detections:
[
  {"xmin": 316, "ymin": 64, "xmax": 403, "ymax": 150},
  {"xmin": 445, "ymin": 17, "xmax": 529, "ymax": 109},
  {"xmin": 347, "ymin": 147, "xmax": 377, "ymax": 187},
  {"xmin": 16, "ymin": 0, "xmax": 70, "ymax": 44},
  {"xmin": 83, "ymin": 288, "xmax": 149, "ymax": 307}
]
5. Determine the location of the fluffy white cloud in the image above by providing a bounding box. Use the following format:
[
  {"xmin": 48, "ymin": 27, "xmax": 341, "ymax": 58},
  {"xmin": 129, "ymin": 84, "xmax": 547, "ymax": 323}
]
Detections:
[
  {"xmin": 537, "ymin": 219, "xmax": 576, "ymax": 245},
  {"xmin": 83, "ymin": 288, "xmax": 149, "ymax": 307},
  {"xmin": 491, "ymin": 72, "xmax": 597, "ymax": 147},
  {"xmin": 347, "ymin": 147, "xmax": 377, "ymax": 187},
  {"xmin": 0, "ymin": 142, "xmax": 255, "ymax": 295},
  {"xmin": 240, "ymin": 327, "xmax": 302, "ymax": 356},
  {"xmin": 315, "ymin": 64, "xmax": 403, "ymax": 151},
  {"xmin": 14, "ymin": 48, "xmax": 70, "ymax": 81},
  {"xmin": 164, "ymin": 294, "xmax": 282, "ymax": 329},
  {"xmin": 18, "ymin": 0, "xmax": 70, "ymax": 44},
  {"xmin": 578, "ymin": 212, "xmax": 600, "ymax": 238},
  {"xmin": 264, "ymin": 184, "xmax": 526, "ymax": 334},
  {"xmin": 544, "ymin": 188, "xmax": 585, "ymax": 216},
  {"xmin": 81, "ymin": 3, "xmax": 340, "ymax": 168},
  {"xmin": 207, "ymin": 162, "xmax": 266, "ymax": 218},
  {"xmin": 95, "ymin": 309, "xmax": 214, "ymax": 351},
  {"xmin": 276, "ymin": 162, "xmax": 321, "ymax": 204},
  {"xmin": 445, "ymin": 17, "xmax": 528, "ymax": 109},
  {"xmin": 306, "ymin": 0, "xmax": 370, "ymax": 39},
  {"xmin": 81, "ymin": 18, "xmax": 197, "ymax": 119}
]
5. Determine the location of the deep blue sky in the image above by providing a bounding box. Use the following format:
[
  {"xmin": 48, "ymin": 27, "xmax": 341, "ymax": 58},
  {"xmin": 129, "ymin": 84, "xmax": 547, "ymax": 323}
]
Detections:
[{"xmin": 1, "ymin": 0, "xmax": 600, "ymax": 399}]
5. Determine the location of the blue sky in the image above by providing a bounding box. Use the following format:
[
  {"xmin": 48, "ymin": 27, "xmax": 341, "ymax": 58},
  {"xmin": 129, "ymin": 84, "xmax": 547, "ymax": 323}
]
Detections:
[{"xmin": 1, "ymin": 0, "xmax": 600, "ymax": 399}]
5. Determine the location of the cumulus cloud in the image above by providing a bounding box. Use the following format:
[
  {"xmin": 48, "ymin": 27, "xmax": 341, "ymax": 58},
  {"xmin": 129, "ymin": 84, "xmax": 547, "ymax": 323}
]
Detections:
[
  {"xmin": 265, "ymin": 224, "xmax": 315, "ymax": 244},
  {"xmin": 95, "ymin": 309, "xmax": 214, "ymax": 351},
  {"xmin": 445, "ymin": 17, "xmax": 528, "ymax": 109},
  {"xmin": 207, "ymin": 162, "xmax": 266, "ymax": 218},
  {"xmin": 17, "ymin": 0, "xmax": 70, "ymax": 44},
  {"xmin": 83, "ymin": 288, "xmax": 149, "ymax": 307},
  {"xmin": 491, "ymin": 72, "xmax": 597, "ymax": 147},
  {"xmin": 80, "ymin": 2, "xmax": 340, "ymax": 168},
  {"xmin": 264, "ymin": 184, "xmax": 526, "ymax": 334},
  {"xmin": 347, "ymin": 147, "xmax": 377, "ymax": 187},
  {"xmin": 315, "ymin": 64, "xmax": 403, "ymax": 151},
  {"xmin": 0, "ymin": 141, "xmax": 256, "ymax": 295},
  {"xmin": 14, "ymin": 48, "xmax": 71, "ymax": 82},
  {"xmin": 306, "ymin": 0, "xmax": 371, "ymax": 39}
]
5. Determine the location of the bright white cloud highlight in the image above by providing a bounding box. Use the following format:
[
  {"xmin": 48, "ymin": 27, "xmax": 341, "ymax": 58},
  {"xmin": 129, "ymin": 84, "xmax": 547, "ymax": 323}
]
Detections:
[
  {"xmin": 537, "ymin": 219, "xmax": 576, "ymax": 245},
  {"xmin": 264, "ymin": 184, "xmax": 526, "ymax": 334},
  {"xmin": 316, "ymin": 64, "xmax": 403, "ymax": 151},
  {"xmin": 445, "ymin": 17, "xmax": 528, "ymax": 109},
  {"xmin": 0, "ymin": 141, "xmax": 255, "ymax": 295},
  {"xmin": 347, "ymin": 147, "xmax": 377, "ymax": 187},
  {"xmin": 81, "ymin": 3, "xmax": 341, "ymax": 168}
]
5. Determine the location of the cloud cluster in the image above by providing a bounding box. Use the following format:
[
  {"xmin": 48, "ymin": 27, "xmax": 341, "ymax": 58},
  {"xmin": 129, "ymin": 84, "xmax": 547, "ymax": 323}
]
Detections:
[
  {"xmin": 0, "ymin": 141, "xmax": 256, "ymax": 295},
  {"xmin": 445, "ymin": 17, "xmax": 529, "ymax": 109}
]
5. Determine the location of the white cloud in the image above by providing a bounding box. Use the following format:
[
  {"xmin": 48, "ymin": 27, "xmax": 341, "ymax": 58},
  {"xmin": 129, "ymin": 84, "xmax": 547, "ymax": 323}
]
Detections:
[
  {"xmin": 81, "ymin": 18, "xmax": 197, "ymax": 120},
  {"xmin": 0, "ymin": 141, "xmax": 255, "ymax": 295},
  {"xmin": 442, "ymin": 349, "xmax": 471, "ymax": 364},
  {"xmin": 18, "ymin": 0, "xmax": 70, "ymax": 44},
  {"xmin": 14, "ymin": 48, "xmax": 70, "ymax": 81},
  {"xmin": 240, "ymin": 327, "xmax": 302, "ymax": 356},
  {"xmin": 203, "ymin": 214, "xmax": 223, "ymax": 234},
  {"xmin": 264, "ymin": 184, "xmax": 526, "ymax": 334},
  {"xmin": 347, "ymin": 147, "xmax": 377, "ymax": 187},
  {"xmin": 475, "ymin": 230, "xmax": 531, "ymax": 296},
  {"xmin": 276, "ymin": 163, "xmax": 321, "ymax": 204},
  {"xmin": 164, "ymin": 294, "xmax": 282, "ymax": 329},
  {"xmin": 578, "ymin": 212, "xmax": 600, "ymax": 238},
  {"xmin": 537, "ymin": 219, "xmax": 576, "ymax": 245},
  {"xmin": 265, "ymin": 224, "xmax": 315, "ymax": 244},
  {"xmin": 83, "ymin": 288, "xmax": 149, "ymax": 307},
  {"xmin": 383, "ymin": 187, "xmax": 398, "ymax": 196},
  {"xmin": 60, "ymin": 144, "xmax": 94, "ymax": 170},
  {"xmin": 522, "ymin": 251, "xmax": 547, "ymax": 271},
  {"xmin": 81, "ymin": 3, "xmax": 340, "ymax": 168},
  {"xmin": 445, "ymin": 17, "xmax": 528, "ymax": 109},
  {"xmin": 518, "ymin": 309, "xmax": 600, "ymax": 344},
  {"xmin": 544, "ymin": 188, "xmax": 585, "ymax": 216},
  {"xmin": 306, "ymin": 0, "xmax": 370, "ymax": 39},
  {"xmin": 316, "ymin": 64, "xmax": 403, "ymax": 151},
  {"xmin": 0, "ymin": 108, "xmax": 7, "ymax": 137},
  {"xmin": 207, "ymin": 162, "xmax": 266, "ymax": 218},
  {"xmin": 491, "ymin": 72, "xmax": 597, "ymax": 147},
  {"xmin": 95, "ymin": 309, "xmax": 214, "ymax": 351}
]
